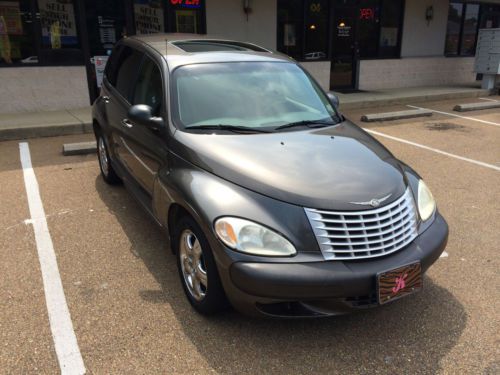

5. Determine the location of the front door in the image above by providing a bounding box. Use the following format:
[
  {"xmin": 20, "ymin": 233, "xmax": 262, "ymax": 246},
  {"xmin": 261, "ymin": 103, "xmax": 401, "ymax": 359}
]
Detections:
[
  {"xmin": 126, "ymin": 54, "xmax": 167, "ymax": 194},
  {"xmin": 330, "ymin": 3, "xmax": 358, "ymax": 90}
]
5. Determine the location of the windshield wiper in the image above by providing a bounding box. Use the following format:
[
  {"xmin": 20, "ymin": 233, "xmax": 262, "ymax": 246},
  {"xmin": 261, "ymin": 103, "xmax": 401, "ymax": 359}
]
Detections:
[
  {"xmin": 185, "ymin": 124, "xmax": 271, "ymax": 133},
  {"xmin": 274, "ymin": 119, "xmax": 336, "ymax": 131}
]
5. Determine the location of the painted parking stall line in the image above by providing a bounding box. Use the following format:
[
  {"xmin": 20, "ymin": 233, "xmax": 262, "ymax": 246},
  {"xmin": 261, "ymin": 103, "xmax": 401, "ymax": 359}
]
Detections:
[
  {"xmin": 406, "ymin": 105, "xmax": 500, "ymax": 128},
  {"xmin": 19, "ymin": 142, "xmax": 85, "ymax": 375},
  {"xmin": 479, "ymin": 97, "xmax": 499, "ymax": 102},
  {"xmin": 364, "ymin": 129, "xmax": 500, "ymax": 172}
]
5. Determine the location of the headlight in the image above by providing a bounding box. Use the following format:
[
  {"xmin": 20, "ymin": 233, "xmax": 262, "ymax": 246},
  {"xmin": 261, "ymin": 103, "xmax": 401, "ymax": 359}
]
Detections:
[
  {"xmin": 214, "ymin": 217, "xmax": 296, "ymax": 257},
  {"xmin": 417, "ymin": 179, "xmax": 436, "ymax": 221}
]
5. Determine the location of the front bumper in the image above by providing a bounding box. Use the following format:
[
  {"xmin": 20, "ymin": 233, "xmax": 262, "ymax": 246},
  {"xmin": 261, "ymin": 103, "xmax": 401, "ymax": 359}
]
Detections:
[{"xmin": 224, "ymin": 213, "xmax": 448, "ymax": 317}]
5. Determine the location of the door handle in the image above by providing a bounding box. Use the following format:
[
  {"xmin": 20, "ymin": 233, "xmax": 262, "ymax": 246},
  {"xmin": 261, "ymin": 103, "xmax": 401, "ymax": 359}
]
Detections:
[
  {"xmin": 121, "ymin": 119, "xmax": 133, "ymax": 128},
  {"xmin": 102, "ymin": 95, "xmax": 110, "ymax": 103}
]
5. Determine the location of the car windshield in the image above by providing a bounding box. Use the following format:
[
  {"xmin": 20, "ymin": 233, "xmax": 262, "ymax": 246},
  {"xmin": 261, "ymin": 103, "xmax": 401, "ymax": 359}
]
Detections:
[{"xmin": 171, "ymin": 62, "xmax": 340, "ymax": 131}]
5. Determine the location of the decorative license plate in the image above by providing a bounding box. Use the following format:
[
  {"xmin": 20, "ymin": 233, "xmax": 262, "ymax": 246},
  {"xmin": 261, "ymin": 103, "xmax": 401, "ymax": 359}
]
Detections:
[{"xmin": 377, "ymin": 262, "xmax": 422, "ymax": 304}]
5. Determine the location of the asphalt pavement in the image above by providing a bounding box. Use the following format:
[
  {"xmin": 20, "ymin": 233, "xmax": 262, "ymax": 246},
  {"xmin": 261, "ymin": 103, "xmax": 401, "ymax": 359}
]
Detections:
[{"xmin": 0, "ymin": 97, "xmax": 499, "ymax": 374}]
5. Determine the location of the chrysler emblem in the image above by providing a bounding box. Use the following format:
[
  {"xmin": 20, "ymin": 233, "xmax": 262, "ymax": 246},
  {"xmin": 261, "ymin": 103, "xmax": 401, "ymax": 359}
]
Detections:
[{"xmin": 350, "ymin": 193, "xmax": 392, "ymax": 207}]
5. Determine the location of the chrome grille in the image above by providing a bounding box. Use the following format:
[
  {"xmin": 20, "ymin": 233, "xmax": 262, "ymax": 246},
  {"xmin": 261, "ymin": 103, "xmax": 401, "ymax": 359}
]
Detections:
[{"xmin": 305, "ymin": 188, "xmax": 418, "ymax": 260}]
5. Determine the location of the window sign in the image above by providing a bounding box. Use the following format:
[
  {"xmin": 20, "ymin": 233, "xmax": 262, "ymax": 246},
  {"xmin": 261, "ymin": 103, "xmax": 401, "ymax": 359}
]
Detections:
[
  {"xmin": 337, "ymin": 22, "xmax": 351, "ymax": 37},
  {"xmin": 38, "ymin": 0, "xmax": 78, "ymax": 48},
  {"xmin": 134, "ymin": 0, "xmax": 164, "ymax": 34},
  {"xmin": 0, "ymin": 2, "xmax": 23, "ymax": 36},
  {"xmin": 92, "ymin": 55, "xmax": 108, "ymax": 88},
  {"xmin": 359, "ymin": 8, "xmax": 375, "ymax": 20},
  {"xmin": 380, "ymin": 27, "xmax": 397, "ymax": 47},
  {"xmin": 98, "ymin": 16, "xmax": 116, "ymax": 49}
]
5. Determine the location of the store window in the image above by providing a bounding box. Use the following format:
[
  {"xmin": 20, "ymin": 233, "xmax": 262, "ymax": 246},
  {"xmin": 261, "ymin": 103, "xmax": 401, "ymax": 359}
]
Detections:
[
  {"xmin": 38, "ymin": 0, "xmax": 80, "ymax": 50},
  {"xmin": 480, "ymin": 4, "xmax": 500, "ymax": 29},
  {"xmin": 357, "ymin": 0, "xmax": 379, "ymax": 58},
  {"xmin": 277, "ymin": 0, "xmax": 303, "ymax": 60},
  {"xmin": 277, "ymin": 0, "xmax": 403, "ymax": 61},
  {"xmin": 0, "ymin": 1, "xmax": 36, "ymax": 64},
  {"xmin": 379, "ymin": 0, "xmax": 403, "ymax": 58},
  {"xmin": 134, "ymin": 0, "xmax": 165, "ymax": 34},
  {"xmin": 304, "ymin": 0, "xmax": 329, "ymax": 60},
  {"xmin": 445, "ymin": 2, "xmax": 480, "ymax": 56}
]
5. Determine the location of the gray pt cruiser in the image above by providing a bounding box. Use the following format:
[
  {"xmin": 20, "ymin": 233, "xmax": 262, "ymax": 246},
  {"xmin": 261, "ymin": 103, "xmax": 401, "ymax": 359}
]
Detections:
[{"xmin": 92, "ymin": 34, "xmax": 448, "ymax": 317}]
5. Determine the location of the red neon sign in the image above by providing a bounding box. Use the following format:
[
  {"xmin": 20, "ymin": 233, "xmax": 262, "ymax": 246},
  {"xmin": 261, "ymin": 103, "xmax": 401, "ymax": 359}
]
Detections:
[
  {"xmin": 170, "ymin": 0, "xmax": 201, "ymax": 8},
  {"xmin": 359, "ymin": 8, "xmax": 375, "ymax": 20}
]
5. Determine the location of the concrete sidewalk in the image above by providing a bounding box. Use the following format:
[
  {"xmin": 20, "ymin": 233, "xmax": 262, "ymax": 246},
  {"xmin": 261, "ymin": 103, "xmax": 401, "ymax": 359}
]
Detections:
[
  {"xmin": 0, "ymin": 85, "xmax": 495, "ymax": 140},
  {"xmin": 0, "ymin": 107, "xmax": 92, "ymax": 141}
]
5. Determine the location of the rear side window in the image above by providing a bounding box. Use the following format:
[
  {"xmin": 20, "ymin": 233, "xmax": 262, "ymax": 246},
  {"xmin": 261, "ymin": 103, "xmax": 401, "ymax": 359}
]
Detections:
[
  {"xmin": 114, "ymin": 47, "xmax": 143, "ymax": 101},
  {"xmin": 104, "ymin": 46, "xmax": 123, "ymax": 86},
  {"xmin": 132, "ymin": 57, "xmax": 163, "ymax": 116}
]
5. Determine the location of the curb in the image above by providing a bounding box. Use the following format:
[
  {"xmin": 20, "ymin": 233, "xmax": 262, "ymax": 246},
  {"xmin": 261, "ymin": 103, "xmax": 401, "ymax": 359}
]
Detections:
[
  {"xmin": 361, "ymin": 109, "xmax": 433, "ymax": 122},
  {"xmin": 62, "ymin": 141, "xmax": 97, "ymax": 156},
  {"xmin": 0, "ymin": 122, "xmax": 92, "ymax": 141},
  {"xmin": 453, "ymin": 101, "xmax": 500, "ymax": 112}
]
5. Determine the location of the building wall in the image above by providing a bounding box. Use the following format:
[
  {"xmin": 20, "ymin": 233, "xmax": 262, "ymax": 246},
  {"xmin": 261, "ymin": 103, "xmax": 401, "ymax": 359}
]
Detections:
[
  {"xmin": 358, "ymin": 57, "xmax": 476, "ymax": 90},
  {"xmin": 205, "ymin": 0, "xmax": 277, "ymax": 50},
  {"xmin": 301, "ymin": 61, "xmax": 331, "ymax": 91},
  {"xmin": 401, "ymin": 0, "xmax": 449, "ymax": 57},
  {"xmin": 0, "ymin": 66, "xmax": 90, "ymax": 114}
]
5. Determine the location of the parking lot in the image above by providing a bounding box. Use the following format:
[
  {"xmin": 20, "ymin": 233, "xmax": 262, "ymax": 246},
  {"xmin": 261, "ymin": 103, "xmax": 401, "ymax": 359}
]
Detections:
[{"xmin": 1, "ymin": 97, "xmax": 499, "ymax": 374}]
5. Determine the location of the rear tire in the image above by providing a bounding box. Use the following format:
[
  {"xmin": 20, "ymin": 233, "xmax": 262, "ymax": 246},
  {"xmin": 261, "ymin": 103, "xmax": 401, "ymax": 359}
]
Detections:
[
  {"xmin": 173, "ymin": 215, "xmax": 228, "ymax": 315},
  {"xmin": 96, "ymin": 133, "xmax": 121, "ymax": 185}
]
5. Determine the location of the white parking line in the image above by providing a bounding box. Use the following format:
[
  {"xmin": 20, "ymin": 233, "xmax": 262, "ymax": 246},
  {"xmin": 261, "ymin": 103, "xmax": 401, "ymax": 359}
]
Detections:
[
  {"xmin": 364, "ymin": 129, "xmax": 500, "ymax": 172},
  {"xmin": 407, "ymin": 105, "xmax": 500, "ymax": 127},
  {"xmin": 19, "ymin": 143, "xmax": 85, "ymax": 375},
  {"xmin": 478, "ymin": 97, "xmax": 499, "ymax": 102}
]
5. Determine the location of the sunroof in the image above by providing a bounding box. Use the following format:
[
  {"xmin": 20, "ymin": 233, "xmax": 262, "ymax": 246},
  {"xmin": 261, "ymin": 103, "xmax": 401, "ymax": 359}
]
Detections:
[{"xmin": 173, "ymin": 40, "xmax": 270, "ymax": 53}]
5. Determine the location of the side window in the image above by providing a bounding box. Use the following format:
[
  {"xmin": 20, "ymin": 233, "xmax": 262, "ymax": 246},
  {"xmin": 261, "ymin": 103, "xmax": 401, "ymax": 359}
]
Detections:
[
  {"xmin": 132, "ymin": 57, "xmax": 164, "ymax": 116},
  {"xmin": 103, "ymin": 46, "xmax": 122, "ymax": 86},
  {"xmin": 114, "ymin": 47, "xmax": 144, "ymax": 100}
]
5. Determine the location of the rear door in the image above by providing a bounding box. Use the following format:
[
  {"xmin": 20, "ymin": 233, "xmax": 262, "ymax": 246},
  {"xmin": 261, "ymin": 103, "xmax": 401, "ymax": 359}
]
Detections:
[
  {"xmin": 125, "ymin": 54, "xmax": 169, "ymax": 194},
  {"xmin": 104, "ymin": 46, "xmax": 144, "ymax": 176}
]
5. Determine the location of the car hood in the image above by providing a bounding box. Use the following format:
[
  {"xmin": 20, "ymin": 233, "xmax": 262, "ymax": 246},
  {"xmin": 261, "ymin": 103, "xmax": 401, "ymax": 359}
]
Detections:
[{"xmin": 172, "ymin": 121, "xmax": 407, "ymax": 210}]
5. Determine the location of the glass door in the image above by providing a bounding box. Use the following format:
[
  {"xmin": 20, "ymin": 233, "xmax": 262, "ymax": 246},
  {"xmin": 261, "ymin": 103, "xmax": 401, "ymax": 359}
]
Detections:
[
  {"xmin": 330, "ymin": 3, "xmax": 358, "ymax": 90},
  {"xmin": 0, "ymin": 0, "xmax": 38, "ymax": 64}
]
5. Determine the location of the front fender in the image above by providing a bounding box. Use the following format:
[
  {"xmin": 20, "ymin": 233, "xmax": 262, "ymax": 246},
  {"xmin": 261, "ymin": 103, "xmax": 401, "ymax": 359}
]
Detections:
[{"xmin": 153, "ymin": 154, "xmax": 320, "ymax": 259}]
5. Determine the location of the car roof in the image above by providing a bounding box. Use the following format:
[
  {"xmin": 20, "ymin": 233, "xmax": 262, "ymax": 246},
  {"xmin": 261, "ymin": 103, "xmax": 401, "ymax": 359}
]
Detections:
[{"xmin": 126, "ymin": 33, "xmax": 294, "ymax": 70}]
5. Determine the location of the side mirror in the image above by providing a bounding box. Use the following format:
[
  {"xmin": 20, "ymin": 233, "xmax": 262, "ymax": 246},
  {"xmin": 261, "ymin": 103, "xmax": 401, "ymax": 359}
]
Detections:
[
  {"xmin": 128, "ymin": 104, "xmax": 164, "ymax": 130},
  {"xmin": 327, "ymin": 92, "xmax": 340, "ymax": 109}
]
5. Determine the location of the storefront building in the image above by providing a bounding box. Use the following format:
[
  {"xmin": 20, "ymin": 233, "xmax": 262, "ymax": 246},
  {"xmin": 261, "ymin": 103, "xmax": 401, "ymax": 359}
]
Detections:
[{"xmin": 0, "ymin": 0, "xmax": 499, "ymax": 112}]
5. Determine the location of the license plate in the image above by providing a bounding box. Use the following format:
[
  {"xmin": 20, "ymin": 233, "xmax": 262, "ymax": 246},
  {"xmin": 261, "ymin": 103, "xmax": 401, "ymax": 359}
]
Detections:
[{"xmin": 377, "ymin": 262, "xmax": 422, "ymax": 305}]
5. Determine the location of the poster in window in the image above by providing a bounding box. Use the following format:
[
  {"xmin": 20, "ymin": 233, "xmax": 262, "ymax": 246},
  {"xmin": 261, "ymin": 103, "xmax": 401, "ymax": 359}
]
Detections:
[
  {"xmin": 98, "ymin": 16, "xmax": 116, "ymax": 49},
  {"xmin": 37, "ymin": 0, "xmax": 78, "ymax": 48},
  {"xmin": 284, "ymin": 24, "xmax": 296, "ymax": 47},
  {"xmin": 380, "ymin": 27, "xmax": 398, "ymax": 47},
  {"xmin": 134, "ymin": 0, "xmax": 164, "ymax": 34},
  {"xmin": 0, "ymin": 1, "xmax": 23, "ymax": 35}
]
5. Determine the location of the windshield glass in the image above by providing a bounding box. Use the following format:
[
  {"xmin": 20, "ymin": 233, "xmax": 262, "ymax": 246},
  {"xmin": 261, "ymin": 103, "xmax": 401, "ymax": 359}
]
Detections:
[{"xmin": 171, "ymin": 62, "xmax": 339, "ymax": 130}]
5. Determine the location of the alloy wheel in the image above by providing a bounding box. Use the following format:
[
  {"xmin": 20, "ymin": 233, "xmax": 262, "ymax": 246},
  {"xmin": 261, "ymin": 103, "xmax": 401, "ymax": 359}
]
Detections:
[
  {"xmin": 98, "ymin": 136, "xmax": 109, "ymax": 176},
  {"xmin": 179, "ymin": 229, "xmax": 208, "ymax": 301}
]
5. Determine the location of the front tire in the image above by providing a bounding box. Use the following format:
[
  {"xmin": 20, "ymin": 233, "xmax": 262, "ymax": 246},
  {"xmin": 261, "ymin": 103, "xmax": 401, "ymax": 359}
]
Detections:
[
  {"xmin": 173, "ymin": 216, "xmax": 228, "ymax": 315},
  {"xmin": 97, "ymin": 133, "xmax": 121, "ymax": 185}
]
